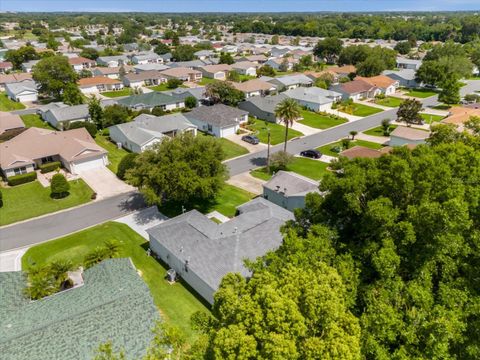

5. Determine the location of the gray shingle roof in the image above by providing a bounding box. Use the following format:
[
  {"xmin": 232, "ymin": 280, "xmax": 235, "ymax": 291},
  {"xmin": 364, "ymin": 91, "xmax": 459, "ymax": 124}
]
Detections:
[
  {"xmin": 263, "ymin": 170, "xmax": 319, "ymax": 197},
  {"xmin": 147, "ymin": 197, "xmax": 293, "ymax": 291},
  {"xmin": 239, "ymin": 93, "xmax": 288, "ymax": 114},
  {"xmin": 269, "ymin": 74, "xmax": 313, "ymax": 87},
  {"xmin": 5, "ymin": 80, "xmax": 37, "ymax": 96},
  {"xmin": 46, "ymin": 104, "xmax": 89, "ymax": 122},
  {"xmin": 0, "ymin": 259, "xmax": 159, "ymax": 360},
  {"xmin": 284, "ymin": 86, "xmax": 341, "ymax": 105},
  {"xmin": 117, "ymin": 92, "xmax": 182, "ymax": 108},
  {"xmin": 185, "ymin": 104, "xmax": 248, "ymax": 128}
]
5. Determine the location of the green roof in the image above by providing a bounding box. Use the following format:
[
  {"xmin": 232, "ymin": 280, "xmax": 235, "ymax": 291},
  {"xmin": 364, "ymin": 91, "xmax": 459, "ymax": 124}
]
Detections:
[
  {"xmin": 117, "ymin": 91, "xmax": 181, "ymax": 108},
  {"xmin": 0, "ymin": 258, "xmax": 159, "ymax": 360}
]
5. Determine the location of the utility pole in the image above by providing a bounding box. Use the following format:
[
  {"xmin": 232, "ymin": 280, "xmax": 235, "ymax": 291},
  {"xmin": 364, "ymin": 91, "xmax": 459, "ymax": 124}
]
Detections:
[{"xmin": 266, "ymin": 128, "xmax": 271, "ymax": 173}]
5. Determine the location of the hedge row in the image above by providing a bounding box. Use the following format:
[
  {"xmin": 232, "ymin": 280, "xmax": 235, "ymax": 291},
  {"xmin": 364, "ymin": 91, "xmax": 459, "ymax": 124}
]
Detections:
[
  {"xmin": 7, "ymin": 171, "xmax": 37, "ymax": 186},
  {"xmin": 39, "ymin": 161, "xmax": 61, "ymax": 174}
]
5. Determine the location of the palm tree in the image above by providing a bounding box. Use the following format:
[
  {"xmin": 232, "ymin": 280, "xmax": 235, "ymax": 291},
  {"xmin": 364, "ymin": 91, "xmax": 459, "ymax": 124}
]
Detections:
[
  {"xmin": 49, "ymin": 259, "xmax": 74, "ymax": 284},
  {"xmin": 274, "ymin": 98, "xmax": 301, "ymax": 152},
  {"xmin": 103, "ymin": 239, "xmax": 121, "ymax": 259},
  {"xmin": 350, "ymin": 130, "xmax": 358, "ymax": 140}
]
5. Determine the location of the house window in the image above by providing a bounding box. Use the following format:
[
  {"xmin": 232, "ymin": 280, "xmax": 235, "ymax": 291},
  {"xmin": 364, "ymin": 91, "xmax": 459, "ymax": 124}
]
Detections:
[
  {"xmin": 14, "ymin": 167, "xmax": 27, "ymax": 175},
  {"xmin": 207, "ymin": 124, "xmax": 213, "ymax": 132},
  {"xmin": 41, "ymin": 156, "xmax": 54, "ymax": 164}
]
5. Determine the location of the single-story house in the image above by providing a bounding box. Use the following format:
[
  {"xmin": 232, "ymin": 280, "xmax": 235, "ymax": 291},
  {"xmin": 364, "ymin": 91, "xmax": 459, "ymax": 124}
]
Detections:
[
  {"xmin": 199, "ymin": 64, "xmax": 232, "ymax": 80},
  {"xmin": 78, "ymin": 76, "xmax": 124, "ymax": 95},
  {"xmin": 238, "ymin": 93, "xmax": 289, "ymax": 123},
  {"xmin": 0, "ymin": 61, "xmax": 13, "ymax": 73},
  {"xmin": 270, "ymin": 47, "xmax": 291, "ymax": 58},
  {"xmin": 42, "ymin": 104, "xmax": 89, "ymax": 129},
  {"xmin": 21, "ymin": 60, "xmax": 40, "ymax": 73},
  {"xmin": 383, "ymin": 69, "xmax": 419, "ymax": 88},
  {"xmin": 0, "ymin": 127, "xmax": 108, "ymax": 177},
  {"xmin": 263, "ymin": 170, "xmax": 320, "ymax": 212},
  {"xmin": 169, "ymin": 60, "xmax": 207, "ymax": 69},
  {"xmin": 304, "ymin": 69, "xmax": 339, "ymax": 83},
  {"xmin": 267, "ymin": 74, "xmax": 313, "ymax": 91},
  {"xmin": 329, "ymin": 65, "xmax": 357, "ymax": 78},
  {"xmin": 131, "ymin": 52, "xmax": 163, "ymax": 65},
  {"xmin": 284, "ymin": 86, "xmax": 342, "ymax": 112},
  {"xmin": 159, "ymin": 52, "xmax": 172, "ymax": 63},
  {"xmin": 355, "ymin": 75, "xmax": 399, "ymax": 96},
  {"xmin": 117, "ymin": 91, "xmax": 185, "ymax": 111},
  {"xmin": 389, "ymin": 126, "xmax": 429, "ymax": 147},
  {"xmin": 441, "ymin": 106, "xmax": 480, "ymax": 131},
  {"xmin": 396, "ymin": 57, "xmax": 422, "ymax": 71},
  {"xmin": 236, "ymin": 54, "xmax": 268, "ymax": 64},
  {"xmin": 0, "ymin": 113, "xmax": 25, "ymax": 135},
  {"xmin": 185, "ymin": 103, "xmax": 248, "ymax": 137},
  {"xmin": 5, "ymin": 80, "xmax": 38, "ymax": 102},
  {"xmin": 340, "ymin": 145, "xmax": 385, "ymax": 159},
  {"xmin": 96, "ymin": 55, "xmax": 129, "ymax": 67},
  {"xmin": 194, "ymin": 50, "xmax": 216, "ymax": 60},
  {"xmin": 147, "ymin": 197, "xmax": 294, "ymax": 304},
  {"xmin": 0, "ymin": 72, "xmax": 32, "ymax": 91},
  {"xmin": 264, "ymin": 58, "xmax": 294, "ymax": 71},
  {"xmin": 133, "ymin": 63, "xmax": 169, "ymax": 72},
  {"xmin": 162, "ymin": 87, "xmax": 208, "ymax": 105},
  {"xmin": 231, "ymin": 61, "xmax": 257, "ymax": 77},
  {"xmin": 109, "ymin": 113, "xmax": 197, "ymax": 153},
  {"xmin": 232, "ymin": 79, "xmax": 277, "ymax": 98},
  {"xmin": 92, "ymin": 65, "xmax": 133, "ymax": 79},
  {"xmin": 330, "ymin": 79, "xmax": 380, "ymax": 101},
  {"xmin": 68, "ymin": 56, "xmax": 96, "ymax": 72},
  {"xmin": 122, "ymin": 70, "xmax": 167, "ymax": 88},
  {"xmin": 160, "ymin": 67, "xmax": 202, "ymax": 82}
]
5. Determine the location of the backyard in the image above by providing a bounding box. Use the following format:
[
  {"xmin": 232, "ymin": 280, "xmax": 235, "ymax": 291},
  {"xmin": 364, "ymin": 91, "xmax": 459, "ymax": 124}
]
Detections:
[
  {"xmin": 251, "ymin": 157, "xmax": 329, "ymax": 181},
  {"xmin": 20, "ymin": 114, "xmax": 55, "ymax": 129},
  {"xmin": 101, "ymin": 89, "xmax": 132, "ymax": 98},
  {"xmin": 21, "ymin": 222, "xmax": 210, "ymax": 343},
  {"xmin": 0, "ymin": 92, "xmax": 26, "ymax": 111},
  {"xmin": 245, "ymin": 118, "xmax": 303, "ymax": 145},
  {"xmin": 374, "ymin": 96, "xmax": 404, "ymax": 107},
  {"xmin": 338, "ymin": 102, "xmax": 383, "ymax": 117},
  {"xmin": 297, "ymin": 110, "xmax": 348, "ymax": 129},
  {"xmin": 405, "ymin": 88, "xmax": 438, "ymax": 98},
  {"xmin": 0, "ymin": 179, "xmax": 93, "ymax": 226},
  {"xmin": 317, "ymin": 139, "xmax": 384, "ymax": 157},
  {"xmin": 94, "ymin": 134, "xmax": 130, "ymax": 173}
]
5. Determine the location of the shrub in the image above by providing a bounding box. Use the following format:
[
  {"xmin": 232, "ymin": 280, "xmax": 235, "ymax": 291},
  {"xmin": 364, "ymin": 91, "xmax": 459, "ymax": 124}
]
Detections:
[
  {"xmin": 39, "ymin": 161, "xmax": 61, "ymax": 174},
  {"xmin": 166, "ymin": 78, "xmax": 183, "ymax": 89},
  {"xmin": 117, "ymin": 153, "xmax": 138, "ymax": 180},
  {"xmin": 67, "ymin": 121, "xmax": 98, "ymax": 137},
  {"xmin": 270, "ymin": 151, "xmax": 294, "ymax": 171},
  {"xmin": 7, "ymin": 171, "xmax": 37, "ymax": 186},
  {"xmin": 50, "ymin": 173, "xmax": 70, "ymax": 199},
  {"xmin": 184, "ymin": 95, "xmax": 198, "ymax": 109}
]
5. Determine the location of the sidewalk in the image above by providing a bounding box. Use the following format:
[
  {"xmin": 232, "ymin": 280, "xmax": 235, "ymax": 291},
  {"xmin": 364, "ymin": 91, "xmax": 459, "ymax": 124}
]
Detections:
[
  {"xmin": 291, "ymin": 121, "xmax": 320, "ymax": 136},
  {"xmin": 114, "ymin": 206, "xmax": 167, "ymax": 239},
  {"xmin": 0, "ymin": 248, "xmax": 28, "ymax": 272},
  {"xmin": 356, "ymin": 99, "xmax": 392, "ymax": 111},
  {"xmin": 356, "ymin": 133, "xmax": 390, "ymax": 144},
  {"xmin": 324, "ymin": 108, "xmax": 362, "ymax": 122}
]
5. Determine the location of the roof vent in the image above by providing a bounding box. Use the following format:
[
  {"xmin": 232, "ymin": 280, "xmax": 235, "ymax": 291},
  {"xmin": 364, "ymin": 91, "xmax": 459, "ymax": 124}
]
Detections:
[{"xmin": 275, "ymin": 185, "xmax": 280, "ymax": 192}]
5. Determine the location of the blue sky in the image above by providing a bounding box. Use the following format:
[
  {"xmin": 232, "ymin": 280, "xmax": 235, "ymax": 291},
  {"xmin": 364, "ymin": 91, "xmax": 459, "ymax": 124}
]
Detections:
[{"xmin": 2, "ymin": 0, "xmax": 480, "ymax": 12}]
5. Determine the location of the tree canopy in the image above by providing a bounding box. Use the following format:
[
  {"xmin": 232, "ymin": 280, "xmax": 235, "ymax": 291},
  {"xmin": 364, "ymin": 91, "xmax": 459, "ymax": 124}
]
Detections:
[{"xmin": 32, "ymin": 55, "xmax": 79, "ymax": 100}]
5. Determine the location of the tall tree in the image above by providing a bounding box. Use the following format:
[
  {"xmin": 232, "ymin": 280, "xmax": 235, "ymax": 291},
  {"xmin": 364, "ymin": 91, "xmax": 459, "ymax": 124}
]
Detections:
[
  {"xmin": 218, "ymin": 52, "xmax": 234, "ymax": 65},
  {"xmin": 204, "ymin": 81, "xmax": 245, "ymax": 106},
  {"xmin": 88, "ymin": 96, "xmax": 104, "ymax": 129},
  {"xmin": 397, "ymin": 98, "xmax": 423, "ymax": 126},
  {"xmin": 32, "ymin": 55, "xmax": 78, "ymax": 99},
  {"xmin": 313, "ymin": 37, "xmax": 343, "ymax": 64},
  {"xmin": 62, "ymin": 83, "xmax": 84, "ymax": 105},
  {"xmin": 438, "ymin": 76, "xmax": 461, "ymax": 105},
  {"xmin": 274, "ymin": 98, "xmax": 301, "ymax": 152}
]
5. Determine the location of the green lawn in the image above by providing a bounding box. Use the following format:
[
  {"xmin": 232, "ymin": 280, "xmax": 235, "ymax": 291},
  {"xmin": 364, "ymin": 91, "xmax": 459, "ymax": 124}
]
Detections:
[
  {"xmin": 198, "ymin": 77, "xmax": 218, "ymax": 85},
  {"xmin": 317, "ymin": 139, "xmax": 384, "ymax": 157},
  {"xmin": 246, "ymin": 118, "xmax": 303, "ymax": 145},
  {"xmin": 101, "ymin": 89, "xmax": 132, "ymax": 98},
  {"xmin": 374, "ymin": 97, "xmax": 404, "ymax": 107},
  {"xmin": 405, "ymin": 89, "xmax": 438, "ymax": 98},
  {"xmin": 21, "ymin": 222, "xmax": 209, "ymax": 343},
  {"xmin": 20, "ymin": 114, "xmax": 55, "ymax": 130},
  {"xmin": 148, "ymin": 84, "xmax": 188, "ymax": 92},
  {"xmin": 0, "ymin": 179, "xmax": 93, "ymax": 226},
  {"xmin": 238, "ymin": 75, "xmax": 256, "ymax": 82},
  {"xmin": 298, "ymin": 110, "xmax": 348, "ymax": 129},
  {"xmin": 0, "ymin": 92, "xmax": 25, "ymax": 111},
  {"xmin": 218, "ymin": 138, "xmax": 248, "ymax": 159},
  {"xmin": 431, "ymin": 104, "xmax": 452, "ymax": 110},
  {"xmin": 338, "ymin": 103, "xmax": 383, "ymax": 117},
  {"xmin": 364, "ymin": 125, "xmax": 398, "ymax": 137},
  {"xmin": 94, "ymin": 135, "xmax": 130, "ymax": 173},
  {"xmin": 251, "ymin": 157, "xmax": 329, "ymax": 181},
  {"xmin": 420, "ymin": 113, "xmax": 445, "ymax": 123}
]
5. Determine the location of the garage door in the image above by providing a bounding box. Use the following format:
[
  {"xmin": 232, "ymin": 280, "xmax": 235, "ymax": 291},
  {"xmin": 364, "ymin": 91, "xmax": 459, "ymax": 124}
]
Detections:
[
  {"xmin": 73, "ymin": 156, "xmax": 106, "ymax": 173},
  {"xmin": 18, "ymin": 94, "xmax": 37, "ymax": 102}
]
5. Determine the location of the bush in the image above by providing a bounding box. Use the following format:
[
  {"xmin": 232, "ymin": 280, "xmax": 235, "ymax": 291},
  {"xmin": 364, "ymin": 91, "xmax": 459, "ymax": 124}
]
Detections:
[
  {"xmin": 117, "ymin": 153, "xmax": 138, "ymax": 180},
  {"xmin": 39, "ymin": 161, "xmax": 61, "ymax": 174},
  {"xmin": 270, "ymin": 151, "xmax": 294, "ymax": 171},
  {"xmin": 166, "ymin": 78, "xmax": 183, "ymax": 89},
  {"xmin": 67, "ymin": 121, "xmax": 98, "ymax": 137},
  {"xmin": 7, "ymin": 171, "xmax": 37, "ymax": 186},
  {"xmin": 184, "ymin": 96, "xmax": 198, "ymax": 109},
  {"xmin": 50, "ymin": 173, "xmax": 70, "ymax": 199}
]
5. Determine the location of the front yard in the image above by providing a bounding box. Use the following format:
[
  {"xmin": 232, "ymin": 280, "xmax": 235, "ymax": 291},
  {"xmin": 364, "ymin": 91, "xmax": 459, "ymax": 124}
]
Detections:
[
  {"xmin": 317, "ymin": 139, "xmax": 384, "ymax": 157},
  {"xmin": 405, "ymin": 88, "xmax": 438, "ymax": 98},
  {"xmin": 251, "ymin": 157, "xmax": 329, "ymax": 181},
  {"xmin": 218, "ymin": 138, "xmax": 249, "ymax": 159},
  {"xmin": 21, "ymin": 222, "xmax": 210, "ymax": 343},
  {"xmin": 94, "ymin": 134, "xmax": 130, "ymax": 173},
  {"xmin": 420, "ymin": 113, "xmax": 445, "ymax": 123},
  {"xmin": 20, "ymin": 114, "xmax": 55, "ymax": 129},
  {"xmin": 198, "ymin": 77, "xmax": 218, "ymax": 85},
  {"xmin": 374, "ymin": 97, "xmax": 404, "ymax": 107},
  {"xmin": 101, "ymin": 89, "xmax": 132, "ymax": 98},
  {"xmin": 364, "ymin": 125, "xmax": 398, "ymax": 137},
  {"xmin": 0, "ymin": 92, "xmax": 25, "ymax": 111},
  {"xmin": 148, "ymin": 83, "xmax": 188, "ymax": 92},
  {"xmin": 245, "ymin": 118, "xmax": 303, "ymax": 145},
  {"xmin": 298, "ymin": 110, "xmax": 348, "ymax": 129},
  {"xmin": 338, "ymin": 103, "xmax": 383, "ymax": 117},
  {"xmin": 0, "ymin": 179, "xmax": 93, "ymax": 226}
]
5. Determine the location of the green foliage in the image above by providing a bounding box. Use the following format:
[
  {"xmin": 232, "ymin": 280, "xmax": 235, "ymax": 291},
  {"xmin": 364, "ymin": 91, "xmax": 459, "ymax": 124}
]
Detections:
[
  {"xmin": 269, "ymin": 150, "xmax": 294, "ymax": 170},
  {"xmin": 24, "ymin": 259, "xmax": 74, "ymax": 300},
  {"xmin": 93, "ymin": 341, "xmax": 126, "ymax": 360},
  {"xmin": 394, "ymin": 41, "xmax": 412, "ymax": 55},
  {"xmin": 204, "ymin": 81, "xmax": 245, "ymax": 106},
  {"xmin": 184, "ymin": 95, "xmax": 198, "ymax": 109},
  {"xmin": 102, "ymin": 104, "xmax": 130, "ymax": 128},
  {"xmin": 79, "ymin": 47, "xmax": 99, "ymax": 60},
  {"xmin": 144, "ymin": 322, "xmax": 188, "ymax": 360},
  {"xmin": 0, "ymin": 188, "xmax": 3, "ymax": 208},
  {"xmin": 5, "ymin": 45, "xmax": 38, "ymax": 69},
  {"xmin": 166, "ymin": 78, "xmax": 183, "ymax": 89},
  {"xmin": 88, "ymin": 96, "xmax": 104, "ymax": 129},
  {"xmin": 32, "ymin": 55, "xmax": 78, "ymax": 99},
  {"xmin": 256, "ymin": 64, "xmax": 276, "ymax": 77},
  {"xmin": 356, "ymin": 56, "xmax": 386, "ymax": 77},
  {"xmin": 275, "ymin": 98, "xmax": 301, "ymax": 151},
  {"xmin": 172, "ymin": 44, "xmax": 196, "ymax": 62},
  {"xmin": 83, "ymin": 240, "xmax": 121, "ymax": 269},
  {"xmin": 7, "ymin": 171, "xmax": 37, "ymax": 186},
  {"xmin": 438, "ymin": 76, "xmax": 461, "ymax": 105},
  {"xmin": 62, "ymin": 83, "xmax": 84, "ymax": 105},
  {"xmin": 50, "ymin": 173, "xmax": 70, "ymax": 199},
  {"xmin": 227, "ymin": 69, "xmax": 240, "ymax": 82},
  {"xmin": 39, "ymin": 161, "xmax": 61, "ymax": 174},
  {"xmin": 153, "ymin": 43, "xmax": 171, "ymax": 55},
  {"xmin": 116, "ymin": 153, "xmax": 138, "ymax": 180},
  {"xmin": 218, "ymin": 52, "xmax": 234, "ymax": 65},
  {"xmin": 313, "ymin": 37, "xmax": 343, "ymax": 64},
  {"xmin": 397, "ymin": 98, "xmax": 423, "ymax": 126},
  {"xmin": 416, "ymin": 55, "xmax": 473, "ymax": 87},
  {"xmin": 67, "ymin": 121, "xmax": 98, "ymax": 137},
  {"xmin": 126, "ymin": 133, "xmax": 227, "ymax": 206}
]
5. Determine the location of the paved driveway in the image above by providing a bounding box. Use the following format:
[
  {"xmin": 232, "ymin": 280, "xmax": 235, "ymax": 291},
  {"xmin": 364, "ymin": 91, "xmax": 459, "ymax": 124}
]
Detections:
[{"xmin": 78, "ymin": 167, "xmax": 135, "ymax": 199}]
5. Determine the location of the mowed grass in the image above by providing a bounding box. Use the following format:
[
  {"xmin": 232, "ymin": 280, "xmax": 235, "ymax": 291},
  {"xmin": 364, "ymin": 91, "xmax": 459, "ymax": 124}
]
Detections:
[
  {"xmin": 338, "ymin": 103, "xmax": 383, "ymax": 117},
  {"xmin": 0, "ymin": 179, "xmax": 93, "ymax": 226},
  {"xmin": 374, "ymin": 97, "xmax": 404, "ymax": 107},
  {"xmin": 0, "ymin": 92, "xmax": 25, "ymax": 111},
  {"xmin": 251, "ymin": 157, "xmax": 329, "ymax": 181},
  {"xmin": 406, "ymin": 88, "xmax": 438, "ymax": 98},
  {"xmin": 317, "ymin": 139, "xmax": 384, "ymax": 157},
  {"xmin": 148, "ymin": 83, "xmax": 188, "ymax": 92},
  {"xmin": 246, "ymin": 118, "xmax": 303, "ymax": 145},
  {"xmin": 218, "ymin": 138, "xmax": 248, "ymax": 159},
  {"xmin": 21, "ymin": 222, "xmax": 210, "ymax": 343},
  {"xmin": 198, "ymin": 77, "xmax": 218, "ymax": 85},
  {"xmin": 94, "ymin": 135, "xmax": 130, "ymax": 173},
  {"xmin": 420, "ymin": 113, "xmax": 445, "ymax": 123},
  {"xmin": 298, "ymin": 110, "xmax": 348, "ymax": 129},
  {"xmin": 364, "ymin": 125, "xmax": 398, "ymax": 137},
  {"xmin": 20, "ymin": 114, "xmax": 55, "ymax": 130},
  {"xmin": 101, "ymin": 89, "xmax": 132, "ymax": 98}
]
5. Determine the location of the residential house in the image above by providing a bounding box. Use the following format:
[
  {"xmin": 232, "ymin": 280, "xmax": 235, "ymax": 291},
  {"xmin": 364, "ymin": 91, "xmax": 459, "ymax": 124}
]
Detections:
[
  {"xmin": 147, "ymin": 197, "xmax": 294, "ymax": 304},
  {"xmin": 330, "ymin": 78, "xmax": 380, "ymax": 101},
  {"xmin": 237, "ymin": 54, "xmax": 268, "ymax": 64},
  {"xmin": 162, "ymin": 87, "xmax": 208, "ymax": 105},
  {"xmin": 270, "ymin": 47, "xmax": 291, "ymax": 58},
  {"xmin": 5, "ymin": 80, "xmax": 38, "ymax": 102},
  {"xmin": 42, "ymin": 104, "xmax": 89, "ymax": 129},
  {"xmin": 131, "ymin": 52, "xmax": 163, "ymax": 65},
  {"xmin": 389, "ymin": 126, "xmax": 429, "ymax": 146},
  {"xmin": 396, "ymin": 57, "xmax": 422, "ymax": 71},
  {"xmin": 0, "ymin": 127, "xmax": 108, "ymax": 177},
  {"xmin": 199, "ymin": 64, "xmax": 232, "ymax": 80},
  {"xmin": 159, "ymin": 52, "xmax": 172, "ymax": 63},
  {"xmin": 122, "ymin": 70, "xmax": 167, "ymax": 88},
  {"xmin": 264, "ymin": 58, "xmax": 294, "ymax": 71},
  {"xmin": 109, "ymin": 113, "xmax": 197, "ymax": 153},
  {"xmin": 0, "ymin": 72, "xmax": 32, "ymax": 90},
  {"xmin": 284, "ymin": 86, "xmax": 342, "ymax": 111},
  {"xmin": 232, "ymin": 79, "xmax": 277, "ymax": 98},
  {"xmin": 133, "ymin": 63, "xmax": 169, "ymax": 72},
  {"xmin": 160, "ymin": 67, "xmax": 202, "ymax": 83},
  {"xmin": 78, "ymin": 76, "xmax": 124, "ymax": 95},
  {"xmin": 21, "ymin": 60, "xmax": 40, "ymax": 73},
  {"xmin": 441, "ymin": 106, "xmax": 480, "ymax": 131},
  {"xmin": 222, "ymin": 45, "xmax": 238, "ymax": 54},
  {"xmin": 355, "ymin": 75, "xmax": 399, "ymax": 96},
  {"xmin": 238, "ymin": 93, "xmax": 289, "ymax": 123},
  {"xmin": 185, "ymin": 104, "xmax": 248, "ymax": 137},
  {"xmin": 0, "ymin": 61, "xmax": 13, "ymax": 73},
  {"xmin": 267, "ymin": 74, "xmax": 313, "ymax": 91},
  {"xmin": 68, "ymin": 56, "xmax": 96, "ymax": 72},
  {"xmin": 304, "ymin": 69, "xmax": 339, "ymax": 84},
  {"xmin": 96, "ymin": 55, "xmax": 129, "ymax": 67},
  {"xmin": 262, "ymin": 171, "xmax": 320, "ymax": 212},
  {"xmin": 340, "ymin": 145, "xmax": 385, "ymax": 159},
  {"xmin": 92, "ymin": 65, "xmax": 134, "ymax": 79},
  {"xmin": 117, "ymin": 92, "xmax": 185, "ymax": 111},
  {"xmin": 0, "ymin": 113, "xmax": 25, "ymax": 135},
  {"xmin": 383, "ymin": 69, "xmax": 419, "ymax": 88},
  {"xmin": 329, "ymin": 65, "xmax": 356, "ymax": 79},
  {"xmin": 169, "ymin": 60, "xmax": 207, "ymax": 69},
  {"xmin": 195, "ymin": 50, "xmax": 216, "ymax": 60},
  {"xmin": 231, "ymin": 61, "xmax": 258, "ymax": 77}
]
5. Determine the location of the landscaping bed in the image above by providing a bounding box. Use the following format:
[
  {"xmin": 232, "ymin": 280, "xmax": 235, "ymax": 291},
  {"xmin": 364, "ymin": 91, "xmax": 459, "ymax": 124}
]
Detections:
[
  {"xmin": 297, "ymin": 110, "xmax": 348, "ymax": 129},
  {"xmin": 244, "ymin": 118, "xmax": 303, "ymax": 145}
]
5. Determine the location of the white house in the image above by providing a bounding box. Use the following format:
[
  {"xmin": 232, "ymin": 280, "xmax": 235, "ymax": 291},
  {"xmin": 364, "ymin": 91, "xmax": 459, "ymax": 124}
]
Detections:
[
  {"xmin": 78, "ymin": 76, "xmax": 124, "ymax": 95},
  {"xmin": 131, "ymin": 52, "xmax": 163, "ymax": 65},
  {"xmin": 5, "ymin": 80, "xmax": 38, "ymax": 102},
  {"xmin": 284, "ymin": 86, "xmax": 342, "ymax": 112},
  {"xmin": 231, "ymin": 61, "xmax": 257, "ymax": 77},
  {"xmin": 389, "ymin": 126, "xmax": 429, "ymax": 147}
]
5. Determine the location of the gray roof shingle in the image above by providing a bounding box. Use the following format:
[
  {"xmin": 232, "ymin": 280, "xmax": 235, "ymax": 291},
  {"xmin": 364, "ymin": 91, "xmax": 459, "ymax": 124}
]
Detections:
[{"xmin": 185, "ymin": 104, "xmax": 248, "ymax": 128}]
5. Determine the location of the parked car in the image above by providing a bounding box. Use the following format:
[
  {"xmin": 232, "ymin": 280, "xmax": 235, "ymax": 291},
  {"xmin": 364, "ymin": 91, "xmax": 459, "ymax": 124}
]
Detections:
[
  {"xmin": 242, "ymin": 135, "xmax": 259, "ymax": 145},
  {"xmin": 300, "ymin": 149, "xmax": 322, "ymax": 159}
]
